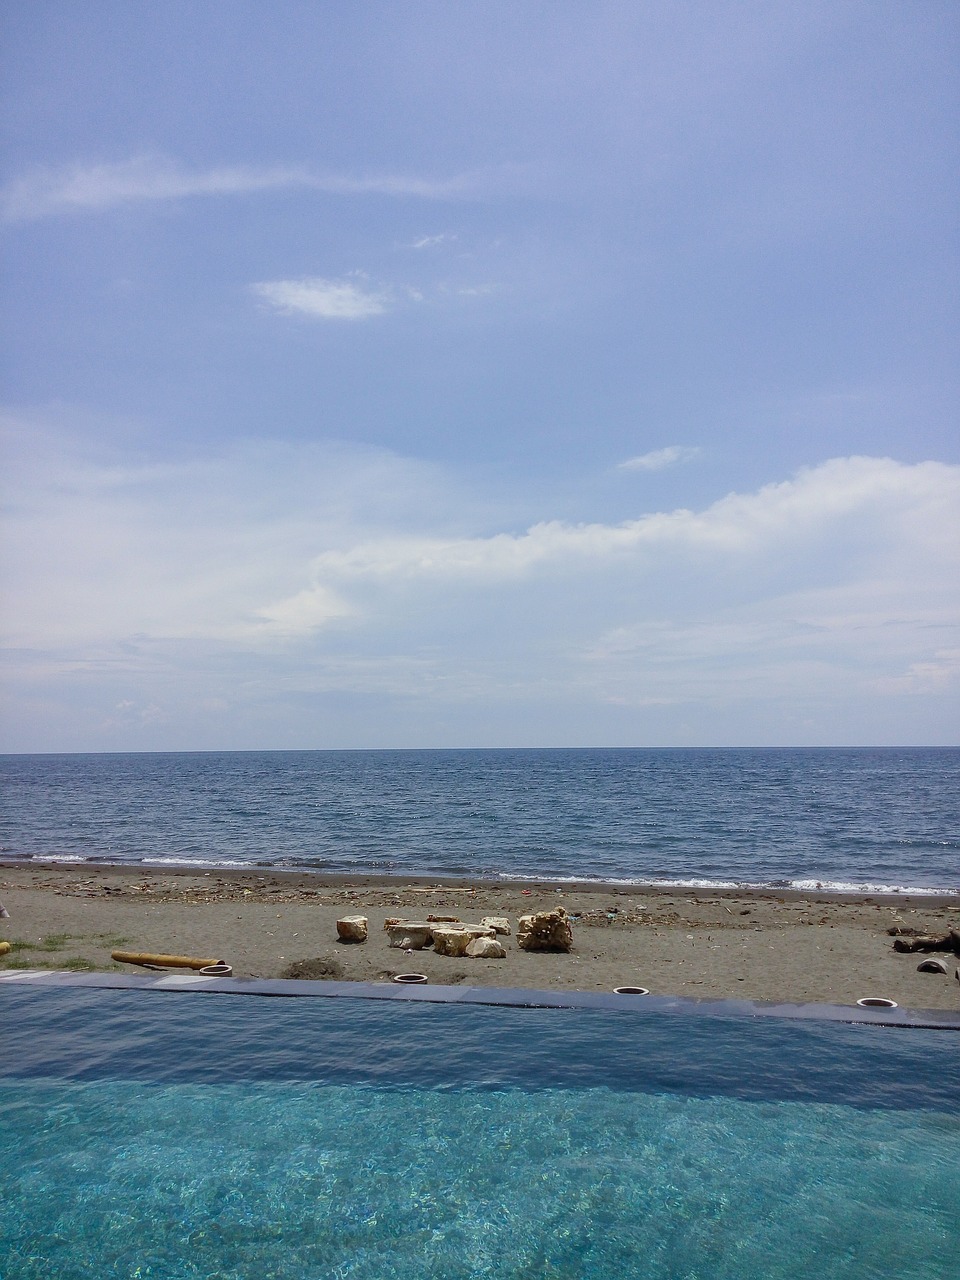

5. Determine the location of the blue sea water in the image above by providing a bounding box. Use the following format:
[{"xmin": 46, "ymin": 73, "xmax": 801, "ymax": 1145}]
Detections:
[
  {"xmin": 1, "ymin": 986, "xmax": 958, "ymax": 1280},
  {"xmin": 1, "ymin": 747, "xmax": 958, "ymax": 892}
]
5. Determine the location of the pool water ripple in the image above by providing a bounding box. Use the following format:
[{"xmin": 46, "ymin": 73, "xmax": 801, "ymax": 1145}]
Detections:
[
  {"xmin": 1, "ymin": 987, "xmax": 958, "ymax": 1279},
  {"xmin": 4, "ymin": 1079, "xmax": 958, "ymax": 1280}
]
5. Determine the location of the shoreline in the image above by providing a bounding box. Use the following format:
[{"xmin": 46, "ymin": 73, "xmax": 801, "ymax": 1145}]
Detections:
[
  {"xmin": 2, "ymin": 858, "xmax": 957, "ymax": 902},
  {"xmin": 2, "ymin": 862, "xmax": 959, "ymax": 1010}
]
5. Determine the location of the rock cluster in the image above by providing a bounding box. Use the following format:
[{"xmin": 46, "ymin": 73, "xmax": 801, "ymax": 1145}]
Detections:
[
  {"xmin": 335, "ymin": 907, "xmax": 576, "ymax": 960},
  {"xmin": 385, "ymin": 922, "xmax": 435, "ymax": 950},
  {"xmin": 381, "ymin": 918, "xmax": 499, "ymax": 956},
  {"xmin": 429, "ymin": 924, "xmax": 496, "ymax": 956}
]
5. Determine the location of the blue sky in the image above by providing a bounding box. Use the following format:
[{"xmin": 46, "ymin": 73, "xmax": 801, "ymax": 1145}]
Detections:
[{"xmin": 1, "ymin": 0, "xmax": 958, "ymax": 750}]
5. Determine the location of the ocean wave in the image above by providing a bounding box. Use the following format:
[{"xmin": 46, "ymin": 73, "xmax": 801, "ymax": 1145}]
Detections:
[
  {"xmin": 497, "ymin": 872, "xmax": 958, "ymax": 895},
  {"xmin": 3, "ymin": 852, "xmax": 956, "ymax": 895}
]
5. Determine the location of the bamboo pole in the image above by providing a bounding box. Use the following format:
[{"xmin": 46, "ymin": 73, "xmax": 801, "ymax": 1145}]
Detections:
[{"xmin": 112, "ymin": 950, "xmax": 223, "ymax": 970}]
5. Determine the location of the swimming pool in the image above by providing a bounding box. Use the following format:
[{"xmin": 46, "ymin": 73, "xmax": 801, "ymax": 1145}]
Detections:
[{"xmin": 2, "ymin": 980, "xmax": 958, "ymax": 1280}]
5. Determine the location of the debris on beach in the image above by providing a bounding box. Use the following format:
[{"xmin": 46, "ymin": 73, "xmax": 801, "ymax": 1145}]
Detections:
[{"xmin": 891, "ymin": 930, "xmax": 960, "ymax": 954}]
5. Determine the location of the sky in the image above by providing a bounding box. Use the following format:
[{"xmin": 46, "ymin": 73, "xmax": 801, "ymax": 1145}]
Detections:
[{"xmin": 1, "ymin": 0, "xmax": 958, "ymax": 752}]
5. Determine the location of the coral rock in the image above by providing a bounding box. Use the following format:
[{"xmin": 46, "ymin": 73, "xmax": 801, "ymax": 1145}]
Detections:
[
  {"xmin": 480, "ymin": 917, "xmax": 511, "ymax": 935},
  {"xmin": 336, "ymin": 916, "xmax": 368, "ymax": 943},
  {"xmin": 431, "ymin": 924, "xmax": 495, "ymax": 957},
  {"xmin": 465, "ymin": 935, "xmax": 506, "ymax": 959},
  {"xmin": 517, "ymin": 907, "xmax": 573, "ymax": 952},
  {"xmin": 386, "ymin": 922, "xmax": 434, "ymax": 950}
]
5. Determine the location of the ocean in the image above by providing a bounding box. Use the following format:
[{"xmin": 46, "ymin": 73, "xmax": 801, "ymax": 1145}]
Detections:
[{"xmin": 0, "ymin": 747, "xmax": 957, "ymax": 894}]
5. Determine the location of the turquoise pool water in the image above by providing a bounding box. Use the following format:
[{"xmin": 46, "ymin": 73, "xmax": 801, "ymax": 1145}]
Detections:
[{"xmin": 1, "ymin": 988, "xmax": 958, "ymax": 1280}]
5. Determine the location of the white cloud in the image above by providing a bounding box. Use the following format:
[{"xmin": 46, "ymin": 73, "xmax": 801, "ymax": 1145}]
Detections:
[
  {"xmin": 252, "ymin": 276, "xmax": 389, "ymax": 320},
  {"xmin": 618, "ymin": 446, "xmax": 702, "ymax": 471},
  {"xmin": 0, "ymin": 156, "xmax": 492, "ymax": 222},
  {"xmin": 0, "ymin": 418, "xmax": 455, "ymax": 651},
  {"xmin": 2, "ymin": 428, "xmax": 957, "ymax": 747},
  {"xmin": 869, "ymin": 649, "xmax": 960, "ymax": 696},
  {"xmin": 409, "ymin": 233, "xmax": 457, "ymax": 249},
  {"xmin": 270, "ymin": 456, "xmax": 958, "ymax": 587},
  {"xmin": 256, "ymin": 584, "xmax": 354, "ymax": 632}
]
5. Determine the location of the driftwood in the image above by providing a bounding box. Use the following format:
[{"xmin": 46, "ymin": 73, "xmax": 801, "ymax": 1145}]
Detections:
[
  {"xmin": 892, "ymin": 930, "xmax": 960, "ymax": 954},
  {"xmin": 112, "ymin": 950, "xmax": 223, "ymax": 970}
]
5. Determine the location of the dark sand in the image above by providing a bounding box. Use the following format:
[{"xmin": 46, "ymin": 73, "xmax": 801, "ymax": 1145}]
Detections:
[{"xmin": 2, "ymin": 863, "xmax": 958, "ymax": 1010}]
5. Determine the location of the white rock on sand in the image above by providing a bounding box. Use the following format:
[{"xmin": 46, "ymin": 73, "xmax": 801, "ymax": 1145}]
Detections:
[
  {"xmin": 465, "ymin": 935, "xmax": 506, "ymax": 959},
  {"xmin": 431, "ymin": 924, "xmax": 496, "ymax": 957},
  {"xmin": 480, "ymin": 916, "xmax": 511, "ymax": 935},
  {"xmin": 336, "ymin": 915, "xmax": 368, "ymax": 943},
  {"xmin": 517, "ymin": 907, "xmax": 573, "ymax": 952}
]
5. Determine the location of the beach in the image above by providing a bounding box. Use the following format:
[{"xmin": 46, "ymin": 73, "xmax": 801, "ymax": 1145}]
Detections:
[{"xmin": 2, "ymin": 862, "xmax": 958, "ymax": 1010}]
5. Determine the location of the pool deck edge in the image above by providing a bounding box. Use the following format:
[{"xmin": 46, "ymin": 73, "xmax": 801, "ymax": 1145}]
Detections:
[{"xmin": 2, "ymin": 967, "xmax": 959, "ymax": 1029}]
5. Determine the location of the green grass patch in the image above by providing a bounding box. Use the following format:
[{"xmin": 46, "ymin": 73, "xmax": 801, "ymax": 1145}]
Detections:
[
  {"xmin": 0, "ymin": 955, "xmax": 98, "ymax": 971},
  {"xmin": 36, "ymin": 932, "xmax": 71, "ymax": 951},
  {"xmin": 2, "ymin": 932, "xmax": 76, "ymax": 953}
]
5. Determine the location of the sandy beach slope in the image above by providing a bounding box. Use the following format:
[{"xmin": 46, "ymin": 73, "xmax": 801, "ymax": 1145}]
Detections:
[{"xmin": 1, "ymin": 863, "xmax": 958, "ymax": 1010}]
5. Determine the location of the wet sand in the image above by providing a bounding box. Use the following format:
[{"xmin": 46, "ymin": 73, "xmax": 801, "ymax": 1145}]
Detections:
[{"xmin": 1, "ymin": 863, "xmax": 958, "ymax": 1010}]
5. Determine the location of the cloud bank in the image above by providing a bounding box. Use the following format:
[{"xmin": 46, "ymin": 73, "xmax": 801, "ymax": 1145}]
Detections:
[
  {"xmin": 245, "ymin": 455, "xmax": 952, "ymax": 593},
  {"xmin": 2, "ymin": 424, "xmax": 957, "ymax": 748}
]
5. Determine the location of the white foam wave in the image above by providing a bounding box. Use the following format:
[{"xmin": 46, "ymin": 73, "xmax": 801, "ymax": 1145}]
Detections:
[
  {"xmin": 17, "ymin": 853, "xmax": 90, "ymax": 864},
  {"xmin": 139, "ymin": 856, "xmax": 260, "ymax": 869},
  {"xmin": 786, "ymin": 878, "xmax": 958, "ymax": 896},
  {"xmin": 494, "ymin": 871, "xmax": 958, "ymax": 895}
]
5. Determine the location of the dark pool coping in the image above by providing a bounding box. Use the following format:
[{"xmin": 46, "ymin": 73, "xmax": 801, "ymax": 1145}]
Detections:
[{"xmin": 2, "ymin": 968, "xmax": 958, "ymax": 1029}]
